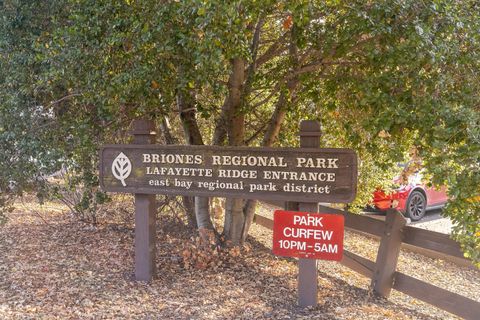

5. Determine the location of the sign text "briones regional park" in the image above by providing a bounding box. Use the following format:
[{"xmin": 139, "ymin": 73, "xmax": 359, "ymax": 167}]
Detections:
[{"xmin": 100, "ymin": 145, "xmax": 357, "ymax": 203}]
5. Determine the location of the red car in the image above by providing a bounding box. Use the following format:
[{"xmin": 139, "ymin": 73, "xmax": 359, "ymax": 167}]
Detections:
[{"xmin": 372, "ymin": 171, "xmax": 448, "ymax": 221}]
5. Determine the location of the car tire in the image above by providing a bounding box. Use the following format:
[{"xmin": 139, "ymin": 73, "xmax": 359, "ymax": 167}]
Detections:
[{"xmin": 406, "ymin": 191, "xmax": 426, "ymax": 221}]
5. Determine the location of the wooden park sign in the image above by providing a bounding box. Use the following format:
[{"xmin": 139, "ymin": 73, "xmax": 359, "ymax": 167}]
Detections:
[
  {"xmin": 100, "ymin": 145, "xmax": 357, "ymax": 203},
  {"xmin": 99, "ymin": 119, "xmax": 357, "ymax": 309}
]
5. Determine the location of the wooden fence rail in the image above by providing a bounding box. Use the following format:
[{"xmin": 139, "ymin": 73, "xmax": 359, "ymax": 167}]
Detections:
[
  {"xmin": 262, "ymin": 202, "xmax": 470, "ymax": 265},
  {"xmin": 253, "ymin": 205, "xmax": 480, "ymax": 320}
]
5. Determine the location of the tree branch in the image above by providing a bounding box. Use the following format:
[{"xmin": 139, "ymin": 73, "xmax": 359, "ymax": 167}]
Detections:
[
  {"xmin": 48, "ymin": 93, "xmax": 82, "ymax": 107},
  {"xmin": 245, "ymin": 122, "xmax": 268, "ymax": 145},
  {"xmin": 256, "ymin": 32, "xmax": 288, "ymax": 67}
]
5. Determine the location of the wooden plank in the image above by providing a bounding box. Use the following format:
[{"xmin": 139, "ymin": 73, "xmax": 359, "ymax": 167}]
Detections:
[
  {"xmin": 134, "ymin": 194, "xmax": 156, "ymax": 281},
  {"xmin": 401, "ymin": 243, "xmax": 474, "ymax": 269},
  {"xmin": 371, "ymin": 209, "xmax": 406, "ymax": 297},
  {"xmin": 340, "ymin": 251, "xmax": 375, "ymax": 278},
  {"xmin": 343, "ymin": 222, "xmax": 472, "ymax": 267},
  {"xmin": 263, "ymin": 199, "xmax": 286, "ymax": 208},
  {"xmin": 318, "ymin": 205, "xmax": 469, "ymax": 264},
  {"xmin": 254, "ymin": 214, "xmax": 273, "ymax": 230},
  {"xmin": 393, "ymin": 272, "xmax": 480, "ymax": 320},
  {"xmin": 99, "ymin": 144, "xmax": 358, "ymax": 203},
  {"xmin": 265, "ymin": 201, "xmax": 384, "ymax": 237},
  {"xmin": 402, "ymin": 226, "xmax": 464, "ymax": 259},
  {"xmin": 318, "ymin": 204, "xmax": 385, "ymax": 237},
  {"xmin": 255, "ymin": 206, "xmax": 473, "ymax": 268}
]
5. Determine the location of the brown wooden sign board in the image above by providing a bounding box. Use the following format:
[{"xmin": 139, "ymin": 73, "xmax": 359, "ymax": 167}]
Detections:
[{"xmin": 100, "ymin": 145, "xmax": 357, "ymax": 203}]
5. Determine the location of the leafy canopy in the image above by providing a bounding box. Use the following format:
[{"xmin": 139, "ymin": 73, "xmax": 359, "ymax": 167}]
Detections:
[{"xmin": 0, "ymin": 0, "xmax": 479, "ymax": 264}]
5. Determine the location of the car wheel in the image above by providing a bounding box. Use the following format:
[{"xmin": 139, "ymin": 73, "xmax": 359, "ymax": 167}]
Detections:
[{"xmin": 406, "ymin": 191, "xmax": 426, "ymax": 221}]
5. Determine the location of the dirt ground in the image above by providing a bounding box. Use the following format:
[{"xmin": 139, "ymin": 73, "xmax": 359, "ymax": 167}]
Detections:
[{"xmin": 0, "ymin": 197, "xmax": 478, "ymax": 319}]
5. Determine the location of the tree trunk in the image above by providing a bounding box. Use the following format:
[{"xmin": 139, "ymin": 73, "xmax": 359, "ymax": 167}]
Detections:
[
  {"xmin": 212, "ymin": 62, "xmax": 241, "ymax": 146},
  {"xmin": 159, "ymin": 115, "xmax": 197, "ymax": 229},
  {"xmin": 224, "ymin": 198, "xmax": 245, "ymax": 244},
  {"xmin": 221, "ymin": 57, "xmax": 246, "ymax": 245},
  {"xmin": 177, "ymin": 91, "xmax": 203, "ymax": 145},
  {"xmin": 240, "ymin": 85, "xmax": 298, "ymax": 241},
  {"xmin": 195, "ymin": 196, "xmax": 216, "ymax": 246},
  {"xmin": 241, "ymin": 26, "xmax": 301, "ymax": 243},
  {"xmin": 241, "ymin": 199, "xmax": 257, "ymax": 241},
  {"xmin": 181, "ymin": 196, "xmax": 197, "ymax": 229},
  {"xmin": 261, "ymin": 78, "xmax": 299, "ymax": 146},
  {"xmin": 262, "ymin": 23, "xmax": 300, "ymax": 147},
  {"xmin": 212, "ymin": 102, "xmax": 229, "ymax": 146},
  {"xmin": 159, "ymin": 117, "xmax": 176, "ymax": 145},
  {"xmin": 176, "ymin": 90, "xmax": 214, "ymax": 239}
]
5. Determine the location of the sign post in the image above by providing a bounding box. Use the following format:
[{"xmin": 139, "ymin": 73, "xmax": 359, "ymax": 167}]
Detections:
[
  {"xmin": 298, "ymin": 120, "xmax": 321, "ymax": 307},
  {"xmin": 132, "ymin": 120, "xmax": 157, "ymax": 281}
]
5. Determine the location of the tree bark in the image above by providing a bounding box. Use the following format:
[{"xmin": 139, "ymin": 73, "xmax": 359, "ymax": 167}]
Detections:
[
  {"xmin": 221, "ymin": 57, "xmax": 246, "ymax": 245},
  {"xmin": 212, "ymin": 58, "xmax": 243, "ymax": 146},
  {"xmin": 176, "ymin": 90, "xmax": 214, "ymax": 237},
  {"xmin": 194, "ymin": 196, "xmax": 212, "ymax": 229},
  {"xmin": 242, "ymin": 26, "xmax": 301, "ymax": 243},
  {"xmin": 212, "ymin": 102, "xmax": 229, "ymax": 146},
  {"xmin": 215, "ymin": 30, "xmax": 260, "ymax": 251},
  {"xmin": 261, "ymin": 78, "xmax": 299, "ymax": 146},
  {"xmin": 159, "ymin": 117, "xmax": 176, "ymax": 144},
  {"xmin": 262, "ymin": 24, "xmax": 300, "ymax": 147},
  {"xmin": 177, "ymin": 91, "xmax": 203, "ymax": 145},
  {"xmin": 181, "ymin": 196, "xmax": 197, "ymax": 230},
  {"xmin": 224, "ymin": 198, "xmax": 245, "ymax": 244},
  {"xmin": 159, "ymin": 115, "xmax": 197, "ymax": 229},
  {"xmin": 241, "ymin": 199, "xmax": 257, "ymax": 241}
]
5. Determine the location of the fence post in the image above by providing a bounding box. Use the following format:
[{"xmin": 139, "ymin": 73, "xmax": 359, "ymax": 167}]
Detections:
[
  {"xmin": 371, "ymin": 209, "xmax": 406, "ymax": 297},
  {"xmin": 296, "ymin": 120, "xmax": 321, "ymax": 307},
  {"xmin": 132, "ymin": 119, "xmax": 157, "ymax": 281}
]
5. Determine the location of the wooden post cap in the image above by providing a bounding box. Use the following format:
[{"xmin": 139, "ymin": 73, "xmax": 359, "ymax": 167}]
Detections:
[
  {"xmin": 131, "ymin": 119, "xmax": 156, "ymax": 135},
  {"xmin": 299, "ymin": 120, "xmax": 322, "ymax": 136}
]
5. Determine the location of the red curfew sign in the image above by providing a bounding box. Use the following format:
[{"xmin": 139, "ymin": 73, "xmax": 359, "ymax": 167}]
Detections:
[{"xmin": 272, "ymin": 210, "xmax": 344, "ymax": 260}]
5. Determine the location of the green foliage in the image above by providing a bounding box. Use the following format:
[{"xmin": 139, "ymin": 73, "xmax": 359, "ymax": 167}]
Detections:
[
  {"xmin": 0, "ymin": 1, "xmax": 64, "ymax": 212},
  {"xmin": 1, "ymin": 0, "xmax": 479, "ymax": 263}
]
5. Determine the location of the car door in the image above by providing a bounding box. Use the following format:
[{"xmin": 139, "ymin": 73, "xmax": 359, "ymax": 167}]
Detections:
[{"xmin": 425, "ymin": 185, "xmax": 448, "ymax": 207}]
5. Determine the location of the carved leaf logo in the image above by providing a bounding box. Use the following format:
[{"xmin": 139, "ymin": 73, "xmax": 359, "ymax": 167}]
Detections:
[{"xmin": 111, "ymin": 152, "xmax": 132, "ymax": 187}]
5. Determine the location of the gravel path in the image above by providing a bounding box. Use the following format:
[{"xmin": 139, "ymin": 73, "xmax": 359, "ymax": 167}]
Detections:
[
  {"xmin": 409, "ymin": 210, "xmax": 453, "ymax": 234},
  {"xmin": 366, "ymin": 209, "xmax": 454, "ymax": 235}
]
